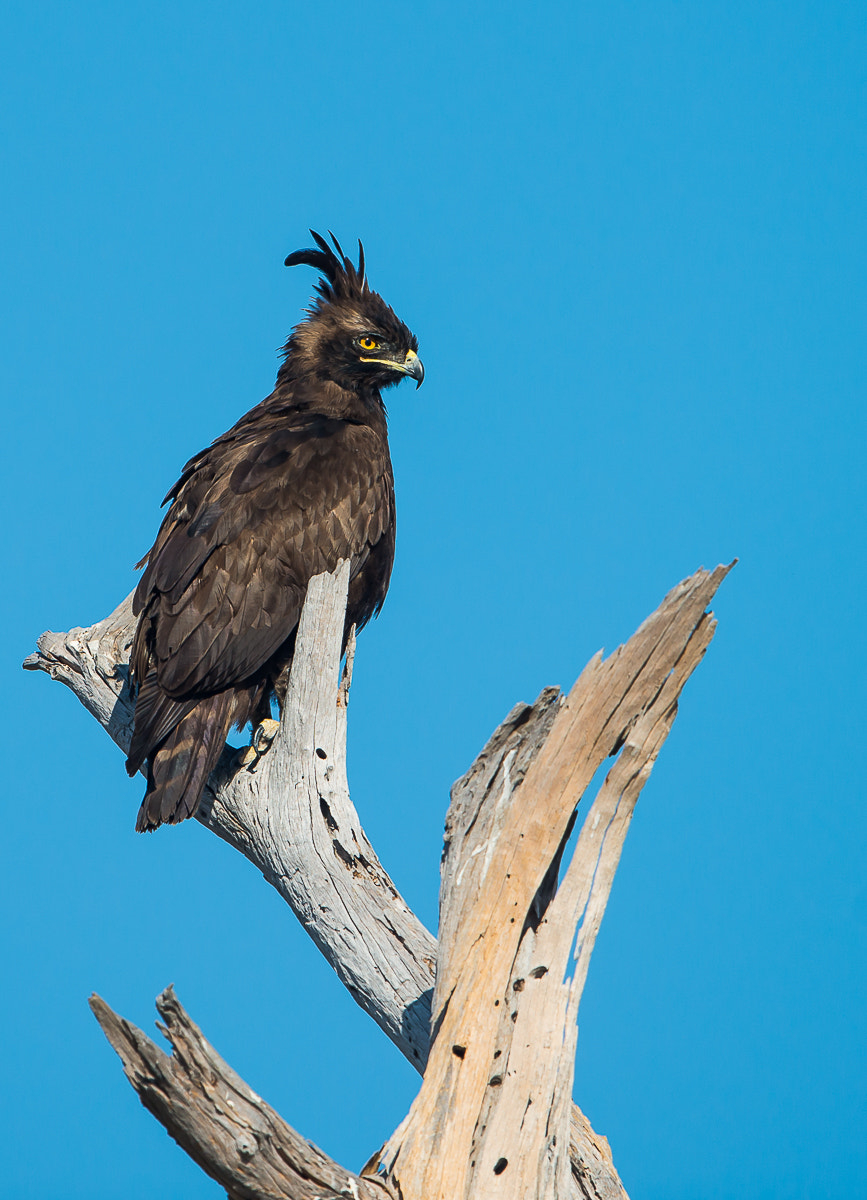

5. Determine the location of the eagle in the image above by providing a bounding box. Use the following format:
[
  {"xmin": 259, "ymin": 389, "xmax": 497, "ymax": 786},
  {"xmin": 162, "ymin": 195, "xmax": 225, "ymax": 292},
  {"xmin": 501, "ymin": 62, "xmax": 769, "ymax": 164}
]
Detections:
[{"xmin": 126, "ymin": 232, "xmax": 422, "ymax": 832}]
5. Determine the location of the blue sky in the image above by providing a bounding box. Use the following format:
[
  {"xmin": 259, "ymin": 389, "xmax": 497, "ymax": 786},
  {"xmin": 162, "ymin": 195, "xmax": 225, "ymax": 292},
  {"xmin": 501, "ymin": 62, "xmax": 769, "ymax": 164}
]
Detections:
[{"xmin": 2, "ymin": 2, "xmax": 865, "ymax": 1196}]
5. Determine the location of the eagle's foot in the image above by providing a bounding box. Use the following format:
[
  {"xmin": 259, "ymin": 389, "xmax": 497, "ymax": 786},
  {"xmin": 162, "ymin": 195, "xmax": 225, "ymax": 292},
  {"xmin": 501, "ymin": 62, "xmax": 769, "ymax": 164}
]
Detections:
[
  {"xmin": 237, "ymin": 718, "xmax": 280, "ymax": 767},
  {"xmin": 253, "ymin": 717, "xmax": 280, "ymax": 753}
]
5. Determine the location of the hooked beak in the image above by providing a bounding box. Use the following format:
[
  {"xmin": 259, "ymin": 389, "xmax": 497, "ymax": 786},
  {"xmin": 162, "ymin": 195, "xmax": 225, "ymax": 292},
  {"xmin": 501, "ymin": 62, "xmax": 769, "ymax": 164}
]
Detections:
[
  {"xmin": 402, "ymin": 349, "xmax": 424, "ymax": 388},
  {"xmin": 359, "ymin": 347, "xmax": 425, "ymax": 387}
]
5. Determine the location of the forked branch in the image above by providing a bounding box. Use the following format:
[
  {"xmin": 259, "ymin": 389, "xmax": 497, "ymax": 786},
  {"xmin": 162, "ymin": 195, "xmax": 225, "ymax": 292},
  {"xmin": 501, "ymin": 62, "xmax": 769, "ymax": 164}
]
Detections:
[{"xmin": 26, "ymin": 560, "xmax": 733, "ymax": 1197}]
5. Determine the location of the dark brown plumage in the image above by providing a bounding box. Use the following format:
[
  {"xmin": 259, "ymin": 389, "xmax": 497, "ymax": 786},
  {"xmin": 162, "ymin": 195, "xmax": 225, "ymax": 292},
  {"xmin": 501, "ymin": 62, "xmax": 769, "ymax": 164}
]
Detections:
[{"xmin": 127, "ymin": 232, "xmax": 422, "ymax": 831}]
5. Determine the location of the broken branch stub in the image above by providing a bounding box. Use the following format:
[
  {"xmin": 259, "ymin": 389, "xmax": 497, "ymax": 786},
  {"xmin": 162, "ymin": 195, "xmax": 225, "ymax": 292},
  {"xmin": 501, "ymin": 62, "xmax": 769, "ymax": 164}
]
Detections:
[{"xmin": 89, "ymin": 987, "xmax": 393, "ymax": 1200}]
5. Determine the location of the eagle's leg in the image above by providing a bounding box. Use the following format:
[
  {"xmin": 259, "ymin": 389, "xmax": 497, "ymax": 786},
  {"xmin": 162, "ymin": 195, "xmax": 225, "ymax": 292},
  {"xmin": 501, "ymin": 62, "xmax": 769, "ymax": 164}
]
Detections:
[
  {"xmin": 272, "ymin": 662, "xmax": 292, "ymax": 712},
  {"xmin": 236, "ymin": 641, "xmax": 301, "ymax": 766},
  {"xmin": 235, "ymin": 683, "xmax": 280, "ymax": 767}
]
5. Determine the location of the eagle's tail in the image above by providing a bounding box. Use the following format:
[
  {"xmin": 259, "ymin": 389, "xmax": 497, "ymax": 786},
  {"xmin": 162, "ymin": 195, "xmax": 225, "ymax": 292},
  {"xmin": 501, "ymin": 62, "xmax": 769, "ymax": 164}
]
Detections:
[{"xmin": 134, "ymin": 692, "xmax": 235, "ymax": 832}]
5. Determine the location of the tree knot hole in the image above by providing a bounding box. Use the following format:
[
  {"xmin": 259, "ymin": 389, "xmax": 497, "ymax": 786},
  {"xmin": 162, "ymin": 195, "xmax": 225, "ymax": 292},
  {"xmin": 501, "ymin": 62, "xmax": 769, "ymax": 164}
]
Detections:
[
  {"xmin": 452, "ymin": 1044, "xmax": 466, "ymax": 1059},
  {"xmin": 315, "ymin": 747, "xmax": 327, "ymax": 759},
  {"xmin": 493, "ymin": 1158, "xmax": 508, "ymax": 1175},
  {"xmin": 235, "ymin": 1132, "xmax": 257, "ymax": 1161}
]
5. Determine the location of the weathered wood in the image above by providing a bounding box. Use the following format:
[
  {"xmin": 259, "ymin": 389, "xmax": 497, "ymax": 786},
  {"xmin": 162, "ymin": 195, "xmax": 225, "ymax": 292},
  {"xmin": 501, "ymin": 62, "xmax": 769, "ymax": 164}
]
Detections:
[
  {"xmin": 377, "ymin": 565, "xmax": 732, "ymax": 1200},
  {"xmin": 26, "ymin": 589, "xmax": 622, "ymax": 1194},
  {"xmin": 90, "ymin": 986, "xmax": 393, "ymax": 1200},
  {"xmin": 25, "ymin": 563, "xmax": 438, "ymax": 1070},
  {"xmin": 26, "ymin": 563, "xmax": 732, "ymax": 1196}
]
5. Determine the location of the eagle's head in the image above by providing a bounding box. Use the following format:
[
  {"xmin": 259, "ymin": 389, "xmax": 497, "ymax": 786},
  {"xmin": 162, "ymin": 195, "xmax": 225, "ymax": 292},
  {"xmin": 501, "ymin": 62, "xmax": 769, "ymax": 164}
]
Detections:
[{"xmin": 282, "ymin": 231, "xmax": 423, "ymax": 392}]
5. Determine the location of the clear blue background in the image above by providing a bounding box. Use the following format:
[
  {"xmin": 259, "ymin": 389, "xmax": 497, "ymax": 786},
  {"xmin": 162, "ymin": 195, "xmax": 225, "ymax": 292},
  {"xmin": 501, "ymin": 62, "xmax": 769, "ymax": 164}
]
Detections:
[{"xmin": 2, "ymin": 2, "xmax": 864, "ymax": 1196}]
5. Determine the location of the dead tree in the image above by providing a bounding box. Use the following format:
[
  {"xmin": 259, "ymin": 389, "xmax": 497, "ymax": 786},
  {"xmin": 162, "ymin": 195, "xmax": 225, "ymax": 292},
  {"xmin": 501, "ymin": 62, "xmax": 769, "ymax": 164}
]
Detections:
[{"xmin": 25, "ymin": 559, "xmax": 733, "ymax": 1198}]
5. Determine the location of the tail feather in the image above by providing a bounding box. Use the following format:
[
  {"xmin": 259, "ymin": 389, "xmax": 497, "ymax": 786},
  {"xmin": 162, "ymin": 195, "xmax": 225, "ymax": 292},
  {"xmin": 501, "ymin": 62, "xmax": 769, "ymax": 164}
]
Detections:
[
  {"xmin": 135, "ymin": 692, "xmax": 234, "ymax": 832},
  {"xmin": 126, "ymin": 672, "xmax": 196, "ymax": 778}
]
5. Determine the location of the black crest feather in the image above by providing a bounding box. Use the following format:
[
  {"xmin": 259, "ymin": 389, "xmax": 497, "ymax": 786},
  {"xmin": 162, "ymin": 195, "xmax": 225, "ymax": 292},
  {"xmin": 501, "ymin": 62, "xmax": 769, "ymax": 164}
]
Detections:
[{"xmin": 284, "ymin": 229, "xmax": 367, "ymax": 301}]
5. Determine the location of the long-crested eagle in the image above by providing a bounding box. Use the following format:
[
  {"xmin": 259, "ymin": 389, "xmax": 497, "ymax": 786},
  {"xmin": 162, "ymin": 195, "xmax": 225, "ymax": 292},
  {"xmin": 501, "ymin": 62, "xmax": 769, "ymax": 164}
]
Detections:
[{"xmin": 126, "ymin": 232, "xmax": 422, "ymax": 831}]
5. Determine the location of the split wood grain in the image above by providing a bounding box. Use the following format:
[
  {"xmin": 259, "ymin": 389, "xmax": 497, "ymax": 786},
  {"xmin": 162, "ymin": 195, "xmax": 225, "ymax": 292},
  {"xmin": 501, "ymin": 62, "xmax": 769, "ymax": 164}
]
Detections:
[
  {"xmin": 377, "ymin": 565, "xmax": 731, "ymax": 1200},
  {"xmin": 26, "ymin": 562, "xmax": 732, "ymax": 1195}
]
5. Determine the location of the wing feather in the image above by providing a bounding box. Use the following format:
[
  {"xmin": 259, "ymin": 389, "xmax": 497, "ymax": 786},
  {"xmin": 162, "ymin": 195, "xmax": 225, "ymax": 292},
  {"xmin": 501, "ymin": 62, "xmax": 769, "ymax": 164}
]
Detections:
[{"xmin": 132, "ymin": 413, "xmax": 393, "ymax": 702}]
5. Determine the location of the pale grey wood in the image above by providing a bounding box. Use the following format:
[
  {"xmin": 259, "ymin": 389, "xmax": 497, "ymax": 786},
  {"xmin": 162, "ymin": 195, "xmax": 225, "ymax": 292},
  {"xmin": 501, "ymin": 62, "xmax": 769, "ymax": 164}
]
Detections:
[
  {"xmin": 90, "ymin": 986, "xmax": 394, "ymax": 1200},
  {"xmin": 23, "ymin": 563, "xmax": 739, "ymax": 1198},
  {"xmin": 24, "ymin": 564, "xmax": 630, "ymax": 1196},
  {"xmin": 25, "ymin": 563, "xmax": 437, "ymax": 1069}
]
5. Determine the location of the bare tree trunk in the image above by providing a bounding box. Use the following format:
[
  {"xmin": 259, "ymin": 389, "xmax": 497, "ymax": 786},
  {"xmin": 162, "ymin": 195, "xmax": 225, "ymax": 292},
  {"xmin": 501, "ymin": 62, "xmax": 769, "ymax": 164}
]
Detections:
[
  {"xmin": 379, "ymin": 564, "xmax": 727, "ymax": 1199},
  {"xmin": 25, "ymin": 560, "xmax": 732, "ymax": 1197}
]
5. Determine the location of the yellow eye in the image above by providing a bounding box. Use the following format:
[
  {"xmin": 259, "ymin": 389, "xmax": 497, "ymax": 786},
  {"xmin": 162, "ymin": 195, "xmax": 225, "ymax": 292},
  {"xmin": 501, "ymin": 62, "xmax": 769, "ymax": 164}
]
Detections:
[{"xmin": 358, "ymin": 336, "xmax": 379, "ymax": 352}]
